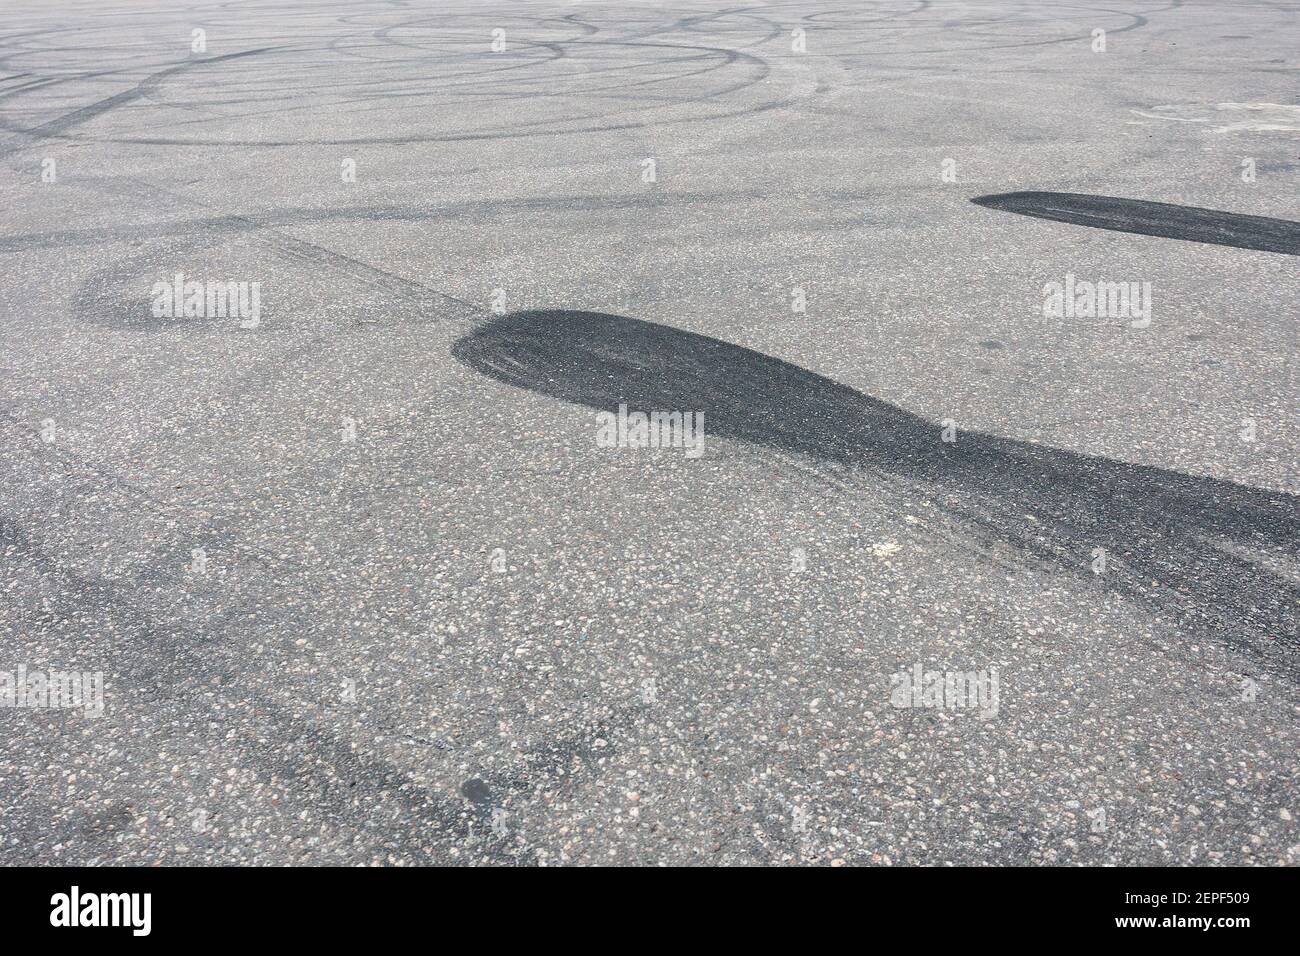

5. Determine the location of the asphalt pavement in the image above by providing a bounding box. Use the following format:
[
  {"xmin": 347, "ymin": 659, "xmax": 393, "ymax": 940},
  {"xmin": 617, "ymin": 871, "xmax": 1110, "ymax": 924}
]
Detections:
[{"xmin": 0, "ymin": 0, "xmax": 1297, "ymax": 865}]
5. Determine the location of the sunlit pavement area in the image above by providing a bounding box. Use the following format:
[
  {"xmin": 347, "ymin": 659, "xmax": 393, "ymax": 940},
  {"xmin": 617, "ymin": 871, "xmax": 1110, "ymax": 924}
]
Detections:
[{"xmin": 0, "ymin": 0, "xmax": 1297, "ymax": 865}]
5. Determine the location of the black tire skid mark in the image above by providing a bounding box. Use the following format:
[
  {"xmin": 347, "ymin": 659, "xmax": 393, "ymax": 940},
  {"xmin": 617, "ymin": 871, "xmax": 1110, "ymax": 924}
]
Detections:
[
  {"xmin": 0, "ymin": 46, "xmax": 285, "ymax": 157},
  {"xmin": 0, "ymin": 189, "xmax": 767, "ymax": 254},
  {"xmin": 216, "ymin": 35, "xmax": 778, "ymax": 143},
  {"xmin": 0, "ymin": 513, "xmax": 529, "ymax": 864},
  {"xmin": 452, "ymin": 310, "xmax": 1300, "ymax": 678},
  {"xmin": 972, "ymin": 191, "xmax": 1300, "ymax": 257},
  {"xmin": 0, "ymin": 41, "xmax": 781, "ymax": 148},
  {"xmin": 32, "ymin": 170, "xmax": 486, "ymax": 493},
  {"xmin": 800, "ymin": 0, "xmax": 1180, "ymax": 60},
  {"xmin": 0, "ymin": 4, "xmax": 795, "ymax": 148},
  {"xmin": 2, "ymin": 410, "xmax": 635, "ymax": 864},
  {"xmin": 0, "ymin": 0, "xmax": 704, "ymax": 871},
  {"xmin": 0, "ymin": 177, "xmax": 601, "ymax": 863},
  {"xmin": 115, "ymin": 38, "xmax": 573, "ymax": 132}
]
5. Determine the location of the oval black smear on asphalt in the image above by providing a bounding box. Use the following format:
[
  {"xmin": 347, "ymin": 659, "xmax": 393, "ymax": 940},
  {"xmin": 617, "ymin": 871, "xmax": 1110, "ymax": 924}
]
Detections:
[
  {"xmin": 970, "ymin": 191, "xmax": 1300, "ymax": 256},
  {"xmin": 454, "ymin": 308, "xmax": 943, "ymax": 469},
  {"xmin": 460, "ymin": 778, "xmax": 492, "ymax": 805},
  {"xmin": 453, "ymin": 310, "xmax": 1300, "ymax": 673}
]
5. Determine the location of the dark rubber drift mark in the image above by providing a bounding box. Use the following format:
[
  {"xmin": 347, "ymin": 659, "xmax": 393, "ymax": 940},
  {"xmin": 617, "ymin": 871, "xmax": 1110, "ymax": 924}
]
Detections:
[
  {"xmin": 453, "ymin": 310, "xmax": 1300, "ymax": 672},
  {"xmin": 971, "ymin": 191, "xmax": 1300, "ymax": 255}
]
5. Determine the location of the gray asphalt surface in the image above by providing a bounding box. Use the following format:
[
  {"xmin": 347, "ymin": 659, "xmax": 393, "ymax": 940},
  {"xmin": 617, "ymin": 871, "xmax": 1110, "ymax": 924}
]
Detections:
[{"xmin": 0, "ymin": 0, "xmax": 1297, "ymax": 866}]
